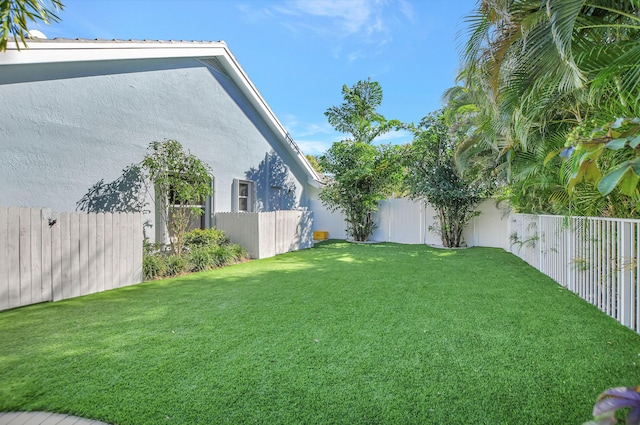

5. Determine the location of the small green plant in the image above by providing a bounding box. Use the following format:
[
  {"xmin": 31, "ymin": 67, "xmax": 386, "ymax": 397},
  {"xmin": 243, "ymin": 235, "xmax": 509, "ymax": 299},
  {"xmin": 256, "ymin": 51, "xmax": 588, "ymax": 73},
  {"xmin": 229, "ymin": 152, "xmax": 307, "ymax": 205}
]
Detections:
[
  {"xmin": 229, "ymin": 244, "xmax": 249, "ymax": 262},
  {"xmin": 165, "ymin": 254, "xmax": 188, "ymax": 277},
  {"xmin": 184, "ymin": 227, "xmax": 229, "ymax": 248},
  {"xmin": 570, "ymin": 257, "xmax": 590, "ymax": 272},
  {"xmin": 509, "ymin": 231, "xmax": 540, "ymax": 252},
  {"xmin": 214, "ymin": 245, "xmax": 238, "ymax": 266},
  {"xmin": 142, "ymin": 241, "xmax": 166, "ymax": 280},
  {"xmin": 142, "ymin": 252, "xmax": 166, "ymax": 280},
  {"xmin": 188, "ymin": 246, "xmax": 217, "ymax": 272}
]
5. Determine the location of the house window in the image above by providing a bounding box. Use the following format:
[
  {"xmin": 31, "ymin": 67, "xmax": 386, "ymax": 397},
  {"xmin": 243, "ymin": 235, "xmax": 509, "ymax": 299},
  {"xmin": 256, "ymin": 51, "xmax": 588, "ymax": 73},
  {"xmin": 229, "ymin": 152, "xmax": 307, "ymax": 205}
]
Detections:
[
  {"xmin": 156, "ymin": 176, "xmax": 214, "ymax": 245},
  {"xmin": 239, "ymin": 181, "xmax": 250, "ymax": 212},
  {"xmin": 167, "ymin": 178, "xmax": 213, "ymax": 233},
  {"xmin": 233, "ymin": 179, "xmax": 254, "ymax": 212}
]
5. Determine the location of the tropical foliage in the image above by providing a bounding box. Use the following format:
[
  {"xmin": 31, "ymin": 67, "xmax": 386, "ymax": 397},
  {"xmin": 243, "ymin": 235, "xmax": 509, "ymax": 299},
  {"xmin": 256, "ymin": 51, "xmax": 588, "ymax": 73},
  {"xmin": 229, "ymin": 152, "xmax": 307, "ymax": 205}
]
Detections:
[
  {"xmin": 319, "ymin": 79, "xmax": 404, "ymax": 241},
  {"xmin": 305, "ymin": 154, "xmax": 323, "ymax": 174},
  {"xmin": 404, "ymin": 112, "xmax": 490, "ymax": 247},
  {"xmin": 0, "ymin": 0, "xmax": 64, "ymax": 51},
  {"xmin": 455, "ymin": 0, "xmax": 640, "ymax": 217}
]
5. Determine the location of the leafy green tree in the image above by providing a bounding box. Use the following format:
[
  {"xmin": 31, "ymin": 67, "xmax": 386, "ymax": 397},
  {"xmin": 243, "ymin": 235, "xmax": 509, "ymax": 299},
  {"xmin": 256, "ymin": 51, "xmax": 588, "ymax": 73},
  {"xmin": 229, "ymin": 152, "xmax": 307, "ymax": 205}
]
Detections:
[
  {"xmin": 305, "ymin": 154, "xmax": 323, "ymax": 174},
  {"xmin": 141, "ymin": 139, "xmax": 213, "ymax": 256},
  {"xmin": 320, "ymin": 79, "xmax": 404, "ymax": 242},
  {"xmin": 405, "ymin": 112, "xmax": 490, "ymax": 247},
  {"xmin": 320, "ymin": 141, "xmax": 404, "ymax": 242},
  {"xmin": 325, "ymin": 78, "xmax": 399, "ymax": 145},
  {"xmin": 0, "ymin": 0, "xmax": 64, "ymax": 51}
]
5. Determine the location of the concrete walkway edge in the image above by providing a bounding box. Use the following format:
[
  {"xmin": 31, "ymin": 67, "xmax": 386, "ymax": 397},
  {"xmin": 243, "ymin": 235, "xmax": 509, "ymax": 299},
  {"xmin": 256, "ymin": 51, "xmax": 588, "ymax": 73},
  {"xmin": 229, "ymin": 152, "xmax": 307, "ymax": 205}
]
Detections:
[{"xmin": 0, "ymin": 412, "xmax": 111, "ymax": 425}]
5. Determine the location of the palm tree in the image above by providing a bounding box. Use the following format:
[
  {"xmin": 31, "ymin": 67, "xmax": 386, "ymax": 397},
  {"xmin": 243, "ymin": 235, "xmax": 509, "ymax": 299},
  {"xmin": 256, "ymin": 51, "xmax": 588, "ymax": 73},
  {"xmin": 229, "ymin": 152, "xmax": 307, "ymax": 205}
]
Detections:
[
  {"xmin": 457, "ymin": 0, "xmax": 640, "ymax": 217},
  {"xmin": 0, "ymin": 0, "xmax": 64, "ymax": 51}
]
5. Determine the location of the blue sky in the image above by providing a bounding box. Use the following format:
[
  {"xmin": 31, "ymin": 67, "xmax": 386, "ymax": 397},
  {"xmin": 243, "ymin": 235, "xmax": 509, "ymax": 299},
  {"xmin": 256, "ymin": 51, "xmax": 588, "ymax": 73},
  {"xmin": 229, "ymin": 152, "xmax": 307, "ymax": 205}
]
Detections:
[{"xmin": 41, "ymin": 0, "xmax": 478, "ymax": 156}]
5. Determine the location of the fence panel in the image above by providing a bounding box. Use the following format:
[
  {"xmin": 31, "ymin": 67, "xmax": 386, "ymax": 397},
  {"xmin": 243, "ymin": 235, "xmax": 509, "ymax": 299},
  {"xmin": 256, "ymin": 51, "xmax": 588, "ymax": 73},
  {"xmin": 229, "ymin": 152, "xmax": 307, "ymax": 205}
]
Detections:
[
  {"xmin": 313, "ymin": 197, "xmax": 508, "ymax": 247},
  {"xmin": 508, "ymin": 214, "xmax": 640, "ymax": 333},
  {"xmin": 216, "ymin": 213, "xmax": 261, "ymax": 258},
  {"xmin": 0, "ymin": 207, "xmax": 142, "ymax": 311},
  {"xmin": 373, "ymin": 199, "xmax": 426, "ymax": 244},
  {"xmin": 216, "ymin": 211, "xmax": 313, "ymax": 259}
]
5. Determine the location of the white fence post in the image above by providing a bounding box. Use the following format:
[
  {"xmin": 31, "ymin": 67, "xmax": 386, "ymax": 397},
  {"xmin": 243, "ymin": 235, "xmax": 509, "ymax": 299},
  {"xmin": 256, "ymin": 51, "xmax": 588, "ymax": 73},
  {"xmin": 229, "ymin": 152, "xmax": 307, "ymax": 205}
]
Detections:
[
  {"xmin": 40, "ymin": 209, "xmax": 52, "ymax": 303},
  {"xmin": 619, "ymin": 221, "xmax": 633, "ymax": 327},
  {"xmin": 0, "ymin": 207, "xmax": 9, "ymax": 310}
]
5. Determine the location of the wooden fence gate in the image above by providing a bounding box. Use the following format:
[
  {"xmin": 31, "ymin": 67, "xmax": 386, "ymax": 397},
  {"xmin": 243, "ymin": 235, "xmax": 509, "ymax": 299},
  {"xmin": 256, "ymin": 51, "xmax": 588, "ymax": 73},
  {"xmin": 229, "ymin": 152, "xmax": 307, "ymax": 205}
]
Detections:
[{"xmin": 0, "ymin": 207, "xmax": 143, "ymax": 311}]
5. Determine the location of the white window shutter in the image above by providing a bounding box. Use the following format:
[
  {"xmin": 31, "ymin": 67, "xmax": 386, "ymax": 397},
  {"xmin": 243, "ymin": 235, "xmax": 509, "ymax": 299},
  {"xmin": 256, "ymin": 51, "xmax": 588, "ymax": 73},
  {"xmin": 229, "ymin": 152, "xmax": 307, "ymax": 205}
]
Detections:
[
  {"xmin": 231, "ymin": 178, "xmax": 239, "ymax": 212},
  {"xmin": 205, "ymin": 176, "xmax": 214, "ymax": 228}
]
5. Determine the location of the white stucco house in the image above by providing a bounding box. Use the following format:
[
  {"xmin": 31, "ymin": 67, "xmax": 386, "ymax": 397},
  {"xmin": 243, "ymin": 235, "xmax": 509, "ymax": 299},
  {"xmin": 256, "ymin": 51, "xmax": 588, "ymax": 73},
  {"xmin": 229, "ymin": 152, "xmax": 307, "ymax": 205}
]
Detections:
[{"xmin": 0, "ymin": 39, "xmax": 322, "ymax": 246}]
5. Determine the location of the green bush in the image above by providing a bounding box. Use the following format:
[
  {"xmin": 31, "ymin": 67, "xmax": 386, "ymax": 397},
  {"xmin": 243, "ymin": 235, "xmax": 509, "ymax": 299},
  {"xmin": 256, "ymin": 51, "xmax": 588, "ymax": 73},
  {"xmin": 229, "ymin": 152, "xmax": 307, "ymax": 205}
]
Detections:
[
  {"xmin": 189, "ymin": 244, "xmax": 248, "ymax": 272},
  {"xmin": 184, "ymin": 227, "xmax": 229, "ymax": 248},
  {"xmin": 230, "ymin": 244, "xmax": 249, "ymax": 262},
  {"xmin": 189, "ymin": 246, "xmax": 217, "ymax": 272},
  {"xmin": 143, "ymin": 230, "xmax": 248, "ymax": 280},
  {"xmin": 165, "ymin": 254, "xmax": 188, "ymax": 276},
  {"xmin": 216, "ymin": 244, "xmax": 248, "ymax": 266},
  {"xmin": 143, "ymin": 252, "xmax": 166, "ymax": 280}
]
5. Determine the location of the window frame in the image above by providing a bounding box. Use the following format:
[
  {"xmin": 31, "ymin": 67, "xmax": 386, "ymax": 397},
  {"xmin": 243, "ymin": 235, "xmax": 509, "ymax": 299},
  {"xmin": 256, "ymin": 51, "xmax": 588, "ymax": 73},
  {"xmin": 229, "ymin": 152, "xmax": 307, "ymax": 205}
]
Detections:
[{"xmin": 232, "ymin": 178, "xmax": 254, "ymax": 212}]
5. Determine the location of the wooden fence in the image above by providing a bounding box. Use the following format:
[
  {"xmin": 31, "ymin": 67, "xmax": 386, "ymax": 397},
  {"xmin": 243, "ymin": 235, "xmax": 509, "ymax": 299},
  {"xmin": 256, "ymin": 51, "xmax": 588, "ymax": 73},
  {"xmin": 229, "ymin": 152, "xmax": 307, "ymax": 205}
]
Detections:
[
  {"xmin": 216, "ymin": 210, "xmax": 313, "ymax": 259},
  {"xmin": 0, "ymin": 207, "xmax": 143, "ymax": 311}
]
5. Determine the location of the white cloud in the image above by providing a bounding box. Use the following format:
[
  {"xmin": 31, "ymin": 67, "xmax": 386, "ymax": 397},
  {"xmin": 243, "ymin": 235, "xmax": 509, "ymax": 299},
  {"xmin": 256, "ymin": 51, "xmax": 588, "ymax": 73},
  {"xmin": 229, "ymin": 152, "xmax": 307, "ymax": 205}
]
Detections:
[
  {"xmin": 263, "ymin": 0, "xmax": 409, "ymax": 48},
  {"xmin": 236, "ymin": 3, "xmax": 272, "ymax": 23},
  {"xmin": 235, "ymin": 0, "xmax": 414, "ymax": 61},
  {"xmin": 273, "ymin": 0, "xmax": 373, "ymax": 36},
  {"xmin": 372, "ymin": 129, "xmax": 413, "ymax": 145},
  {"xmin": 346, "ymin": 50, "xmax": 365, "ymax": 62},
  {"xmin": 281, "ymin": 114, "xmax": 334, "ymax": 137},
  {"xmin": 296, "ymin": 129, "xmax": 413, "ymax": 156},
  {"xmin": 295, "ymin": 139, "xmax": 334, "ymax": 156},
  {"xmin": 397, "ymin": 0, "xmax": 415, "ymax": 23},
  {"xmin": 282, "ymin": 114, "xmax": 413, "ymax": 155},
  {"xmin": 281, "ymin": 114, "xmax": 337, "ymax": 155}
]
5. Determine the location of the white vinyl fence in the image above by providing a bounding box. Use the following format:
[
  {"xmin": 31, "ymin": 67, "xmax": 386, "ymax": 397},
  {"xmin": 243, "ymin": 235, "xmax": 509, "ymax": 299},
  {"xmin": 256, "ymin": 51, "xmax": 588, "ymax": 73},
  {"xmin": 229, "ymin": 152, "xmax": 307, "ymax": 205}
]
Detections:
[
  {"xmin": 509, "ymin": 214, "xmax": 640, "ymax": 333},
  {"xmin": 311, "ymin": 197, "xmax": 511, "ymax": 249},
  {"xmin": 0, "ymin": 207, "xmax": 143, "ymax": 311},
  {"xmin": 216, "ymin": 210, "xmax": 313, "ymax": 259}
]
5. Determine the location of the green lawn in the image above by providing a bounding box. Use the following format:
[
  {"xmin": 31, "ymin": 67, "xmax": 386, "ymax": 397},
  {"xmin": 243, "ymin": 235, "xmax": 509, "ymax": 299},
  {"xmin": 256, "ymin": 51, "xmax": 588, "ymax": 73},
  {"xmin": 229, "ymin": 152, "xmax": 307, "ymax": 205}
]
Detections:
[{"xmin": 1, "ymin": 241, "xmax": 640, "ymax": 424}]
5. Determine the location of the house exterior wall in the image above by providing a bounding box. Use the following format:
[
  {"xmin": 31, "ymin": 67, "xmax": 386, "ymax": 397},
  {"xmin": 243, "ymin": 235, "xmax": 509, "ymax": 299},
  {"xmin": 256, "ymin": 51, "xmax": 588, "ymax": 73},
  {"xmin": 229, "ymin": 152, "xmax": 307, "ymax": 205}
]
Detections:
[{"xmin": 0, "ymin": 57, "xmax": 311, "ymax": 240}]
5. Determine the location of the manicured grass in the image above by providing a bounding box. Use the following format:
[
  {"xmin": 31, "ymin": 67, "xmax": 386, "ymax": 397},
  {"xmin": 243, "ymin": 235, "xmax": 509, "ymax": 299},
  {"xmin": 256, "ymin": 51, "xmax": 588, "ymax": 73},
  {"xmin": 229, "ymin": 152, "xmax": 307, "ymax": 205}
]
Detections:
[{"xmin": 1, "ymin": 241, "xmax": 640, "ymax": 424}]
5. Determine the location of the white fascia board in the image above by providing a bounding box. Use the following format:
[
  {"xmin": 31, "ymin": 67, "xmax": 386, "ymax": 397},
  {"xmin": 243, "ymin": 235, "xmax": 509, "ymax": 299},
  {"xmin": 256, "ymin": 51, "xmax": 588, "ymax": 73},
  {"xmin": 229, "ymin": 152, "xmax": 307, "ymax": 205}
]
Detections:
[
  {"xmin": 215, "ymin": 51, "xmax": 323, "ymax": 186},
  {"xmin": 0, "ymin": 40, "xmax": 229, "ymax": 65},
  {"xmin": 308, "ymin": 176, "xmax": 324, "ymax": 188}
]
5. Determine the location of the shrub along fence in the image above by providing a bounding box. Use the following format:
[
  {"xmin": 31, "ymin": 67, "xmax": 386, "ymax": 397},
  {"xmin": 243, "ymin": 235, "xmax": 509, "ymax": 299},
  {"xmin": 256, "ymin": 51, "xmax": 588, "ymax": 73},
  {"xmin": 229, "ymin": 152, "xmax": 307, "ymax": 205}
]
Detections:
[
  {"xmin": 215, "ymin": 210, "xmax": 313, "ymax": 259},
  {"xmin": 0, "ymin": 206, "xmax": 143, "ymax": 311}
]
